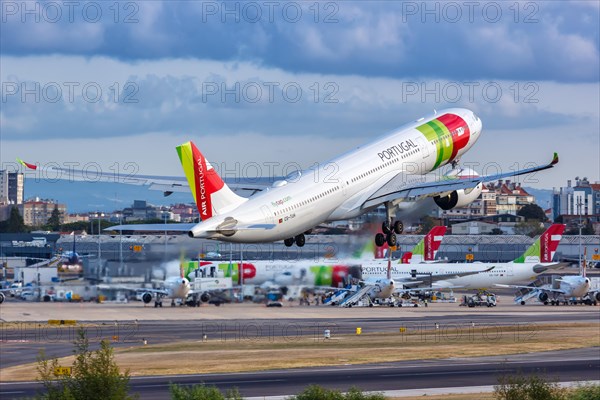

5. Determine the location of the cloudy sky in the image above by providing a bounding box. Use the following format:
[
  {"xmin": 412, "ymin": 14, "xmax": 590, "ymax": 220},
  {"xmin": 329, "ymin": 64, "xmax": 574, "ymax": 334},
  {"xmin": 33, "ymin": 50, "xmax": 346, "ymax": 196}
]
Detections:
[{"xmin": 1, "ymin": 0, "xmax": 599, "ymax": 199}]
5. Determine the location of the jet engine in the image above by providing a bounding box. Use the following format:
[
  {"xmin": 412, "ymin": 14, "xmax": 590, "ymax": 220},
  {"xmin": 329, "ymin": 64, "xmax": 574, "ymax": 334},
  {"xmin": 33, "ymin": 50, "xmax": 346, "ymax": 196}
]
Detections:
[
  {"xmin": 0, "ymin": 292, "xmax": 4, "ymax": 304},
  {"xmin": 433, "ymin": 168, "xmax": 483, "ymax": 211},
  {"xmin": 141, "ymin": 292, "xmax": 153, "ymax": 304},
  {"xmin": 594, "ymin": 292, "xmax": 600, "ymax": 302},
  {"xmin": 538, "ymin": 292, "xmax": 549, "ymax": 302},
  {"xmin": 200, "ymin": 292, "xmax": 211, "ymax": 303}
]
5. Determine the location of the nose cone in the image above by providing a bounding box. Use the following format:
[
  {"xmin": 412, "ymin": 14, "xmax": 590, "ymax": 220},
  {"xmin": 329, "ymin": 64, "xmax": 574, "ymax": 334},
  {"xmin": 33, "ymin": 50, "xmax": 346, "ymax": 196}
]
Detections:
[{"xmin": 470, "ymin": 111, "xmax": 482, "ymax": 140}]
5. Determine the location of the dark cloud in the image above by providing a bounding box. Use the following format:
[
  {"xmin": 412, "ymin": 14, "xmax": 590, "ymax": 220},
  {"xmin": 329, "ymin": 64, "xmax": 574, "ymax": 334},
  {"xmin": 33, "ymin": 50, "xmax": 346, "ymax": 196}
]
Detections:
[
  {"xmin": 1, "ymin": 73, "xmax": 591, "ymax": 142},
  {"xmin": 1, "ymin": 1, "xmax": 598, "ymax": 82}
]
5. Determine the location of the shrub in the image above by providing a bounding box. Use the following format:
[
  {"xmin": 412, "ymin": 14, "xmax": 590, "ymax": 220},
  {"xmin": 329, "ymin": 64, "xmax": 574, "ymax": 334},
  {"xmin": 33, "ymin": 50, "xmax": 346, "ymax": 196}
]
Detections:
[
  {"xmin": 36, "ymin": 328, "xmax": 134, "ymax": 400},
  {"xmin": 169, "ymin": 384, "xmax": 243, "ymax": 400},
  {"xmin": 569, "ymin": 383, "xmax": 600, "ymax": 400},
  {"xmin": 494, "ymin": 373, "xmax": 566, "ymax": 400},
  {"xmin": 287, "ymin": 385, "xmax": 385, "ymax": 400}
]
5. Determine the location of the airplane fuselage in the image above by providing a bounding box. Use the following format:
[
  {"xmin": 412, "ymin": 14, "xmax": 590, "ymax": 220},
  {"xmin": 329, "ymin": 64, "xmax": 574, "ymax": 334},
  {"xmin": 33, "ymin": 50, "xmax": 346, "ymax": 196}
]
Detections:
[
  {"xmin": 558, "ymin": 276, "xmax": 591, "ymax": 298},
  {"xmin": 189, "ymin": 108, "xmax": 482, "ymax": 242},
  {"xmin": 361, "ymin": 261, "xmax": 557, "ymax": 289},
  {"xmin": 163, "ymin": 276, "xmax": 191, "ymax": 300}
]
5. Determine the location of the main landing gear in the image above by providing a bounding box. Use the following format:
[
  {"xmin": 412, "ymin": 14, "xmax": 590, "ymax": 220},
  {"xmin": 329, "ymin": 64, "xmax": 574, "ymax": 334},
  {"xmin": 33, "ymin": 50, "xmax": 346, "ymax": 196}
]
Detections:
[
  {"xmin": 375, "ymin": 203, "xmax": 403, "ymax": 247},
  {"xmin": 284, "ymin": 233, "xmax": 306, "ymax": 247}
]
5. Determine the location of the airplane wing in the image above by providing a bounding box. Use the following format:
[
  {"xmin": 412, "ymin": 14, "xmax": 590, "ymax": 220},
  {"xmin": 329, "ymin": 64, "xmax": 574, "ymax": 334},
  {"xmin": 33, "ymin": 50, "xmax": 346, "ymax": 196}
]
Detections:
[
  {"xmin": 105, "ymin": 222, "xmax": 276, "ymax": 233},
  {"xmin": 97, "ymin": 284, "xmax": 169, "ymax": 296},
  {"xmin": 362, "ymin": 153, "xmax": 558, "ymax": 208},
  {"xmin": 17, "ymin": 158, "xmax": 276, "ymax": 195},
  {"xmin": 494, "ymin": 284, "xmax": 566, "ymax": 294},
  {"xmin": 398, "ymin": 267, "xmax": 494, "ymax": 287}
]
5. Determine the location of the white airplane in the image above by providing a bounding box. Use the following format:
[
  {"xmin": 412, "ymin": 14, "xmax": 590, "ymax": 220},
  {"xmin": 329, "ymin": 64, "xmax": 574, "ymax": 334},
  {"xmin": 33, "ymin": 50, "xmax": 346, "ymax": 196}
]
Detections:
[
  {"xmin": 183, "ymin": 225, "xmax": 448, "ymax": 294},
  {"xmin": 498, "ymin": 247, "xmax": 592, "ymax": 306},
  {"xmin": 20, "ymin": 108, "xmax": 558, "ymax": 248},
  {"xmin": 360, "ymin": 224, "xmax": 566, "ymax": 291},
  {"xmin": 98, "ymin": 267, "xmax": 197, "ymax": 307}
]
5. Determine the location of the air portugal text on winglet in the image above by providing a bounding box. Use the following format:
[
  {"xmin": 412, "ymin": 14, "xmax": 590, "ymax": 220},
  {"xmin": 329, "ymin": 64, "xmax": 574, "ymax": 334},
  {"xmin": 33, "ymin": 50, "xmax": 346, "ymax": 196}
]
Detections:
[{"xmin": 178, "ymin": 107, "xmax": 557, "ymax": 246}]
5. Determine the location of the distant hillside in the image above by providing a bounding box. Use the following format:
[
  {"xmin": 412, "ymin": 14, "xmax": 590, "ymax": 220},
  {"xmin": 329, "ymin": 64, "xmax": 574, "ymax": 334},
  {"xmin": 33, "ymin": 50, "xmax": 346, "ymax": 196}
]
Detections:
[
  {"xmin": 25, "ymin": 179, "xmax": 192, "ymax": 213},
  {"xmin": 23, "ymin": 179, "xmax": 556, "ymax": 215},
  {"xmin": 523, "ymin": 187, "xmax": 553, "ymax": 211}
]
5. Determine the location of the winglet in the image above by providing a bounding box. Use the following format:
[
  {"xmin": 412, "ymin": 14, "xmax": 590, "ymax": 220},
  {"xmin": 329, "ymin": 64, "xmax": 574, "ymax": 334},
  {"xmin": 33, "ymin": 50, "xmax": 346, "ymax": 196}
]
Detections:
[
  {"xmin": 551, "ymin": 152, "xmax": 559, "ymax": 166},
  {"xmin": 17, "ymin": 158, "xmax": 37, "ymax": 170}
]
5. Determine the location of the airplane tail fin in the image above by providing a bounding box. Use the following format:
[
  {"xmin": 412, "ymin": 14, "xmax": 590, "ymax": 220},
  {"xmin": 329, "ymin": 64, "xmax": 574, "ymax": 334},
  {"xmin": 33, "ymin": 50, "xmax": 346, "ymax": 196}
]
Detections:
[
  {"xmin": 176, "ymin": 141, "xmax": 246, "ymax": 220},
  {"xmin": 513, "ymin": 224, "xmax": 565, "ymax": 263},
  {"xmin": 353, "ymin": 239, "xmax": 388, "ymax": 259},
  {"xmin": 400, "ymin": 226, "xmax": 447, "ymax": 263},
  {"xmin": 582, "ymin": 248, "xmax": 587, "ymax": 278}
]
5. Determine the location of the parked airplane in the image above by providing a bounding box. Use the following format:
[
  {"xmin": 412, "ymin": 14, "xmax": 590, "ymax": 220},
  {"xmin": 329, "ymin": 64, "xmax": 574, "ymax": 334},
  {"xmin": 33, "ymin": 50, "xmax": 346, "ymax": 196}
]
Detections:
[
  {"xmin": 360, "ymin": 224, "xmax": 566, "ymax": 291},
  {"xmin": 401, "ymin": 226, "xmax": 447, "ymax": 263},
  {"xmin": 182, "ymin": 225, "xmax": 448, "ymax": 294},
  {"xmin": 20, "ymin": 108, "xmax": 558, "ymax": 248},
  {"xmin": 99, "ymin": 266, "xmax": 195, "ymax": 307},
  {"xmin": 498, "ymin": 247, "xmax": 592, "ymax": 305}
]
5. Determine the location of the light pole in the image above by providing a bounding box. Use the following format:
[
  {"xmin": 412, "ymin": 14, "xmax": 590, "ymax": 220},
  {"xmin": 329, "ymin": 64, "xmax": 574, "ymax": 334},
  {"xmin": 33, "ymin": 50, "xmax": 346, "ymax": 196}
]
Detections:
[
  {"xmin": 163, "ymin": 211, "xmax": 168, "ymax": 258},
  {"xmin": 96, "ymin": 212, "xmax": 104, "ymax": 280},
  {"xmin": 576, "ymin": 199, "xmax": 583, "ymax": 271}
]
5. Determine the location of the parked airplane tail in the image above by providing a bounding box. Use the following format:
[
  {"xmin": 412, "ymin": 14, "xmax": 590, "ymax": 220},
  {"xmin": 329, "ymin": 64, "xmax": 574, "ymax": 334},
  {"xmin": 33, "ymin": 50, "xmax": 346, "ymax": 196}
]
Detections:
[
  {"xmin": 176, "ymin": 141, "xmax": 246, "ymax": 220},
  {"xmin": 400, "ymin": 226, "xmax": 447, "ymax": 263},
  {"xmin": 354, "ymin": 238, "xmax": 388, "ymax": 259},
  {"xmin": 513, "ymin": 224, "xmax": 566, "ymax": 263}
]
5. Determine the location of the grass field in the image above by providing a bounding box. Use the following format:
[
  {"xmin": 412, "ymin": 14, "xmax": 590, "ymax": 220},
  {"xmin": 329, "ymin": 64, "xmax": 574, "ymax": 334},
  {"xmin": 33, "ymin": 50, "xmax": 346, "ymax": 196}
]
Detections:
[{"xmin": 2, "ymin": 322, "xmax": 598, "ymax": 381}]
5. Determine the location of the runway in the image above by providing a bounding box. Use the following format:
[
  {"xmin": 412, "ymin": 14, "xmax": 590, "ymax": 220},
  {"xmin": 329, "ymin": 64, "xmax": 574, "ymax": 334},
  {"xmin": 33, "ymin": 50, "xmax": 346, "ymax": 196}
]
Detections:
[
  {"xmin": 1, "ymin": 348, "xmax": 598, "ymax": 399},
  {"xmin": 1, "ymin": 301, "xmax": 599, "ymax": 369}
]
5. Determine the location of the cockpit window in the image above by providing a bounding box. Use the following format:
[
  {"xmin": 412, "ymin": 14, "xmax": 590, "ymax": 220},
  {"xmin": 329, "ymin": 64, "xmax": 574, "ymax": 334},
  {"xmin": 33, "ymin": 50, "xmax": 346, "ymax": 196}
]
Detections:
[{"xmin": 285, "ymin": 170, "xmax": 302, "ymax": 182}]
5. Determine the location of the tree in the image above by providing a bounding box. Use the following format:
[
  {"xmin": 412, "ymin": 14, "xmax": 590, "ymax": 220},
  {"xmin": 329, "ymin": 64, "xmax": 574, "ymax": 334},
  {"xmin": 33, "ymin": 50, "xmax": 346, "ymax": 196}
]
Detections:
[
  {"xmin": 514, "ymin": 221, "xmax": 545, "ymax": 238},
  {"xmin": 3, "ymin": 206, "xmax": 27, "ymax": 233},
  {"xmin": 494, "ymin": 373, "xmax": 566, "ymax": 400},
  {"xmin": 46, "ymin": 205, "xmax": 62, "ymax": 231},
  {"xmin": 417, "ymin": 216, "xmax": 437, "ymax": 234},
  {"xmin": 36, "ymin": 328, "xmax": 135, "ymax": 400},
  {"xmin": 517, "ymin": 204, "xmax": 547, "ymax": 222}
]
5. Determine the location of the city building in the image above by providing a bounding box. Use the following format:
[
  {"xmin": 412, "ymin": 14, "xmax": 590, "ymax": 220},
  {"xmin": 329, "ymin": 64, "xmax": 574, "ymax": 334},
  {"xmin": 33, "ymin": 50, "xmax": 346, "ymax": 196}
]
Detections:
[
  {"xmin": 440, "ymin": 180, "xmax": 535, "ymax": 222},
  {"xmin": 64, "ymin": 213, "xmax": 90, "ymax": 224},
  {"xmin": 18, "ymin": 198, "xmax": 67, "ymax": 226},
  {"xmin": 0, "ymin": 170, "xmax": 24, "ymax": 205},
  {"xmin": 553, "ymin": 177, "xmax": 600, "ymax": 234}
]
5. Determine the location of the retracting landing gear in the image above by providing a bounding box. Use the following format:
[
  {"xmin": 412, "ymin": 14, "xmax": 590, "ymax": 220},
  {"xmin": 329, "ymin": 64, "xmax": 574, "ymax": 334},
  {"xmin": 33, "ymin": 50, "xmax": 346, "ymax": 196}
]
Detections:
[
  {"xmin": 284, "ymin": 233, "xmax": 306, "ymax": 247},
  {"xmin": 375, "ymin": 203, "xmax": 403, "ymax": 247}
]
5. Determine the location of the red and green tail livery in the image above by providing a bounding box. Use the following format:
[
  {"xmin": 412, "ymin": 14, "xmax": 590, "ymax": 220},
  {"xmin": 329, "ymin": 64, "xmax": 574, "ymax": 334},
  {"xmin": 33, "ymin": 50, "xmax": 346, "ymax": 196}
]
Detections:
[
  {"xmin": 176, "ymin": 141, "xmax": 246, "ymax": 220},
  {"xmin": 513, "ymin": 224, "xmax": 565, "ymax": 263}
]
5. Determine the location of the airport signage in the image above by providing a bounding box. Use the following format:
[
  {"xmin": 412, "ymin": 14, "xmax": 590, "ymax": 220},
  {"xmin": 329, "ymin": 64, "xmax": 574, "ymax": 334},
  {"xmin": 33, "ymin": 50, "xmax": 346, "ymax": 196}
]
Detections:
[{"xmin": 54, "ymin": 366, "xmax": 72, "ymax": 376}]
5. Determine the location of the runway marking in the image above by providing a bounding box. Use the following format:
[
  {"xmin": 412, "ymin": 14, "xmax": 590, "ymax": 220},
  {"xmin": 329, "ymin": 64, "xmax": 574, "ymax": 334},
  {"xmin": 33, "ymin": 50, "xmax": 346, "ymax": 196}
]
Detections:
[
  {"xmin": 381, "ymin": 369, "xmax": 505, "ymax": 377},
  {"xmin": 136, "ymin": 379, "xmax": 285, "ymax": 388}
]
